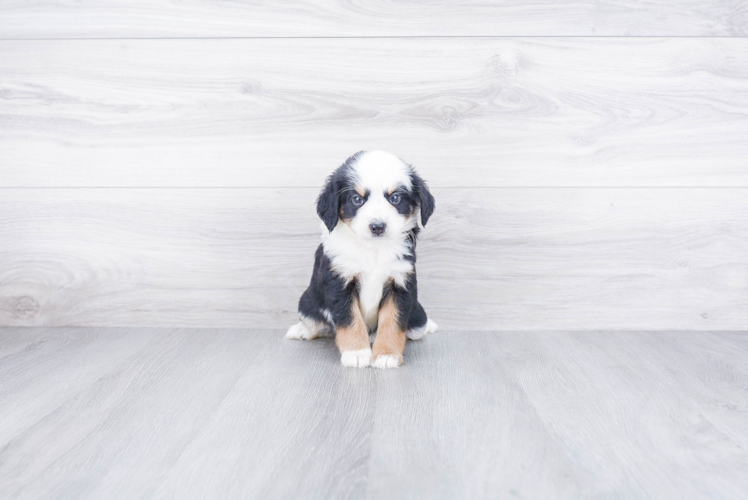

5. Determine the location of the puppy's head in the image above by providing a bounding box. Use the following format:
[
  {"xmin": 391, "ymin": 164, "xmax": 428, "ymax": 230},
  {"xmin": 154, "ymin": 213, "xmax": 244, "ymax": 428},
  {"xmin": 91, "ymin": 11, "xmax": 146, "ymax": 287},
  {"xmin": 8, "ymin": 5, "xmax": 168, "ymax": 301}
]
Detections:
[{"xmin": 317, "ymin": 151, "xmax": 435, "ymax": 240}]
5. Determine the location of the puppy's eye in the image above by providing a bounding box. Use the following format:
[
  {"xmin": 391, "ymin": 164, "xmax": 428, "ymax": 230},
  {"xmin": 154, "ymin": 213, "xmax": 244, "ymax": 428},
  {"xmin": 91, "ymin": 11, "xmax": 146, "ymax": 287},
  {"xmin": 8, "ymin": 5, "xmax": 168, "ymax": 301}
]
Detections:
[
  {"xmin": 351, "ymin": 194, "xmax": 364, "ymax": 206},
  {"xmin": 389, "ymin": 193, "xmax": 401, "ymax": 204}
]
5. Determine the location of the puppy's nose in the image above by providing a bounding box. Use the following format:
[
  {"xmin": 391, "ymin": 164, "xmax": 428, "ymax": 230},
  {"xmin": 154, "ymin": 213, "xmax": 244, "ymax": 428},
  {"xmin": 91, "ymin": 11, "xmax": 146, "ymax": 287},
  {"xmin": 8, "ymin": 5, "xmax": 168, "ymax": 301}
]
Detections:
[{"xmin": 369, "ymin": 221, "xmax": 386, "ymax": 236}]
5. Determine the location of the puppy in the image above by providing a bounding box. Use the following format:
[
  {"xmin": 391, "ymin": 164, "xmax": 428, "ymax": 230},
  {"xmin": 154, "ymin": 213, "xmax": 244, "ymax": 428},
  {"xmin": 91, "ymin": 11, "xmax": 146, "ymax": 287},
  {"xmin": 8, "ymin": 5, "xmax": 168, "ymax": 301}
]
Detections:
[{"xmin": 286, "ymin": 151, "xmax": 438, "ymax": 369}]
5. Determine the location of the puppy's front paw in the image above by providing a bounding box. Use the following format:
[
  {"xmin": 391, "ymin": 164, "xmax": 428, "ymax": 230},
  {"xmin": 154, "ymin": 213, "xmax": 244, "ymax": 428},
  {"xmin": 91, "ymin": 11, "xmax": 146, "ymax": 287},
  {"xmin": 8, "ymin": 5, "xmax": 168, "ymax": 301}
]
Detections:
[
  {"xmin": 340, "ymin": 348, "xmax": 372, "ymax": 368},
  {"xmin": 285, "ymin": 322, "xmax": 314, "ymax": 340},
  {"xmin": 372, "ymin": 354, "xmax": 402, "ymax": 369}
]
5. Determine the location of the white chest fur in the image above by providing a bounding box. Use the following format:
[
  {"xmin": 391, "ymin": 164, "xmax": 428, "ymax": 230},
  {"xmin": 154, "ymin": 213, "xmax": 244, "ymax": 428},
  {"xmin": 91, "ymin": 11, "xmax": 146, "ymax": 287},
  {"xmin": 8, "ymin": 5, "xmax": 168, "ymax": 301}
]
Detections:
[{"xmin": 322, "ymin": 223, "xmax": 414, "ymax": 330}]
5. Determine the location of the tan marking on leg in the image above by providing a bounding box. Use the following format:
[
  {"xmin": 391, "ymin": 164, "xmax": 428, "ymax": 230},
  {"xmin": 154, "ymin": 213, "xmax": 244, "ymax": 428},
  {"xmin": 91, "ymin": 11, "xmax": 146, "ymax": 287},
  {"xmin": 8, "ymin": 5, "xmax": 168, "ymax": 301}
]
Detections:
[
  {"xmin": 335, "ymin": 296, "xmax": 370, "ymax": 353},
  {"xmin": 372, "ymin": 294, "xmax": 406, "ymax": 366}
]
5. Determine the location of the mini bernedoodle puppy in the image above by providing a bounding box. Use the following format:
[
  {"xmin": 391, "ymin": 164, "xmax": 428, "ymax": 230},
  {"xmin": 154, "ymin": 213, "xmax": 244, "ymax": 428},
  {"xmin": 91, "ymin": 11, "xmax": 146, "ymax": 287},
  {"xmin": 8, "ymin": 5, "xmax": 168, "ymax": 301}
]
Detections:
[{"xmin": 286, "ymin": 151, "xmax": 438, "ymax": 369}]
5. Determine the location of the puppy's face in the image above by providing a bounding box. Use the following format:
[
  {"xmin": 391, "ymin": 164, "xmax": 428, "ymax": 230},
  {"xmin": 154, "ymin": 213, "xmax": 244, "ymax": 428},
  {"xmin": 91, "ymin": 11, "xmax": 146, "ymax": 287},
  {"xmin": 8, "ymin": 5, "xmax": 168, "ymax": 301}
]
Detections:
[{"xmin": 317, "ymin": 151, "xmax": 435, "ymax": 241}]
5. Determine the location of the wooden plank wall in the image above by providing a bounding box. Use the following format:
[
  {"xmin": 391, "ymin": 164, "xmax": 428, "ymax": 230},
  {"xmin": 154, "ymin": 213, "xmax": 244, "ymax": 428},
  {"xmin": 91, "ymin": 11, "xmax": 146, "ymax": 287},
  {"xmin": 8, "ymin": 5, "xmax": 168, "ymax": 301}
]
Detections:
[
  {"xmin": 1, "ymin": 2, "xmax": 747, "ymax": 329},
  {"xmin": 1, "ymin": 1, "xmax": 746, "ymax": 37}
]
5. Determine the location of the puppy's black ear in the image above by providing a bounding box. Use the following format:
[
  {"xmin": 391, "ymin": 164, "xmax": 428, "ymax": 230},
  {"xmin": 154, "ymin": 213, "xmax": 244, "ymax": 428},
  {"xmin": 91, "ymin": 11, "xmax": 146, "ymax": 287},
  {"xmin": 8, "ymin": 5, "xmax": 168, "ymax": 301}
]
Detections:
[
  {"xmin": 317, "ymin": 174, "xmax": 340, "ymax": 232},
  {"xmin": 411, "ymin": 172, "xmax": 435, "ymax": 226}
]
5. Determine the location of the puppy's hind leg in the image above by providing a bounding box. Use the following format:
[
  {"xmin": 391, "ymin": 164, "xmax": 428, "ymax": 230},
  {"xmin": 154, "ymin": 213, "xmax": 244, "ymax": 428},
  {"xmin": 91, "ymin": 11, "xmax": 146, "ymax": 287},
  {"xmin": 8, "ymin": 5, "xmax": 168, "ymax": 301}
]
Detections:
[
  {"xmin": 285, "ymin": 316, "xmax": 328, "ymax": 340},
  {"xmin": 425, "ymin": 319, "xmax": 438, "ymax": 334},
  {"xmin": 405, "ymin": 301, "xmax": 438, "ymax": 340}
]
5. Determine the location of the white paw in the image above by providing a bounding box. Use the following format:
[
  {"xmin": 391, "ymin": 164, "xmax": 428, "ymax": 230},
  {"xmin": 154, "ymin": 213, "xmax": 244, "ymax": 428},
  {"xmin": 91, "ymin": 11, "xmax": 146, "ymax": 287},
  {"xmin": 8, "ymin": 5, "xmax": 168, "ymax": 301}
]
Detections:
[
  {"xmin": 285, "ymin": 322, "xmax": 314, "ymax": 340},
  {"xmin": 372, "ymin": 354, "xmax": 402, "ymax": 369},
  {"xmin": 425, "ymin": 319, "xmax": 438, "ymax": 334},
  {"xmin": 406, "ymin": 319, "xmax": 438, "ymax": 340},
  {"xmin": 340, "ymin": 349, "xmax": 372, "ymax": 368},
  {"xmin": 406, "ymin": 326, "xmax": 425, "ymax": 340}
]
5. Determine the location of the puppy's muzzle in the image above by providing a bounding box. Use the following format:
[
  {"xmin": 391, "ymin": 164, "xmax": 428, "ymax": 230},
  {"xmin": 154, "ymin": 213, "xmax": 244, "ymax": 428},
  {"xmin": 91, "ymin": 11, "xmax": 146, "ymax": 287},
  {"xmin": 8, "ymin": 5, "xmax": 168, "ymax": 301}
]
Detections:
[{"xmin": 369, "ymin": 221, "xmax": 386, "ymax": 237}]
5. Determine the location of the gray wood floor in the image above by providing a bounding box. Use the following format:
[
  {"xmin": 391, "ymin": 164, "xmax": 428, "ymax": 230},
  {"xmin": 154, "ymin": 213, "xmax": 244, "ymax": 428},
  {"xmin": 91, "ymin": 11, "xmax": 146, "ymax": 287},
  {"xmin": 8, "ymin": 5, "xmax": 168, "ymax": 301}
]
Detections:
[{"xmin": 1, "ymin": 328, "xmax": 747, "ymax": 499}]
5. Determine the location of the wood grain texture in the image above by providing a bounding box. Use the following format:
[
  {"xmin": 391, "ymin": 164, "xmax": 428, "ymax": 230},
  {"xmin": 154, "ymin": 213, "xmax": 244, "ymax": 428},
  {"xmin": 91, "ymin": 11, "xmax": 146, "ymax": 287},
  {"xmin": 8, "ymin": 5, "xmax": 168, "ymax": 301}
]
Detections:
[
  {"xmin": 0, "ymin": 0, "xmax": 746, "ymax": 38},
  {"xmin": 368, "ymin": 330, "xmax": 748, "ymax": 499},
  {"xmin": 1, "ymin": 328, "xmax": 747, "ymax": 499},
  {"xmin": 2, "ymin": 38, "xmax": 748, "ymax": 187},
  {"xmin": 1, "ymin": 188, "xmax": 746, "ymax": 330},
  {"xmin": 0, "ymin": 328, "xmax": 171, "ymax": 447},
  {"xmin": 0, "ymin": 328, "xmax": 374, "ymax": 499}
]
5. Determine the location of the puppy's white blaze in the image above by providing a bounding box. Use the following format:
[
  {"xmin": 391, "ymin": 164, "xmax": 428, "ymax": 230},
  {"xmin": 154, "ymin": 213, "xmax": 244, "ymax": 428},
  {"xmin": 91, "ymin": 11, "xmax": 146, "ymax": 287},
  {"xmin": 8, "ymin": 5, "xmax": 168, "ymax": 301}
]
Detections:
[
  {"xmin": 372, "ymin": 354, "xmax": 401, "ymax": 369},
  {"xmin": 350, "ymin": 194, "xmax": 416, "ymax": 243},
  {"xmin": 349, "ymin": 150, "xmax": 412, "ymax": 192},
  {"xmin": 340, "ymin": 348, "xmax": 372, "ymax": 368}
]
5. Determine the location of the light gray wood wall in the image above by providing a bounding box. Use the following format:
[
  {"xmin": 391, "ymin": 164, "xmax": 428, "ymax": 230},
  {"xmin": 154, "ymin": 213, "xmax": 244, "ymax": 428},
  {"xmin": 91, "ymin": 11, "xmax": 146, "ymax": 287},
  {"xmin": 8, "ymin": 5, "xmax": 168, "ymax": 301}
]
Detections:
[
  {"xmin": 2, "ymin": 38, "xmax": 748, "ymax": 188},
  {"xmin": 1, "ymin": 1, "xmax": 746, "ymax": 37},
  {"xmin": 1, "ymin": 3, "xmax": 747, "ymax": 329}
]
